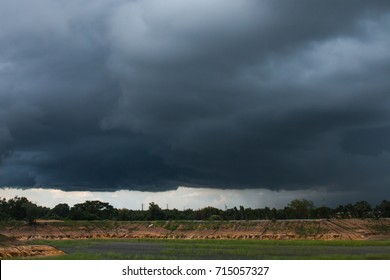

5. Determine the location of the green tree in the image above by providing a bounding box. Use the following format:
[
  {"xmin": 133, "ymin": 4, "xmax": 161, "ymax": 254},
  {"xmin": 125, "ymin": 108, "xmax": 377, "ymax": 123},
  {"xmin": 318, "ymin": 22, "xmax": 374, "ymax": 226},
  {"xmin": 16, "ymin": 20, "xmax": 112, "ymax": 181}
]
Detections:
[
  {"xmin": 375, "ymin": 200, "xmax": 390, "ymax": 218},
  {"xmin": 24, "ymin": 202, "xmax": 39, "ymax": 225},
  {"xmin": 49, "ymin": 203, "xmax": 70, "ymax": 219},
  {"xmin": 147, "ymin": 202, "xmax": 165, "ymax": 220},
  {"xmin": 7, "ymin": 196, "xmax": 30, "ymax": 220},
  {"xmin": 264, "ymin": 207, "xmax": 272, "ymax": 220},
  {"xmin": 0, "ymin": 197, "xmax": 11, "ymax": 220},
  {"xmin": 69, "ymin": 200, "xmax": 115, "ymax": 220},
  {"xmin": 239, "ymin": 206, "xmax": 246, "ymax": 220},
  {"xmin": 313, "ymin": 206, "xmax": 333, "ymax": 219},
  {"xmin": 180, "ymin": 209, "xmax": 195, "ymax": 220},
  {"xmin": 195, "ymin": 206, "xmax": 222, "ymax": 220},
  {"xmin": 353, "ymin": 201, "xmax": 372, "ymax": 218},
  {"xmin": 286, "ymin": 199, "xmax": 314, "ymax": 219}
]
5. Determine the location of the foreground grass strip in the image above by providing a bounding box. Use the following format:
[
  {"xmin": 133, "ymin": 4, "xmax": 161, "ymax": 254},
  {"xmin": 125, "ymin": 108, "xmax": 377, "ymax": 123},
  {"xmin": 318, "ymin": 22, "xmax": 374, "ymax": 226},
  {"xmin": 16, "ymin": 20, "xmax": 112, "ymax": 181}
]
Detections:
[{"xmin": 19, "ymin": 239, "xmax": 390, "ymax": 260}]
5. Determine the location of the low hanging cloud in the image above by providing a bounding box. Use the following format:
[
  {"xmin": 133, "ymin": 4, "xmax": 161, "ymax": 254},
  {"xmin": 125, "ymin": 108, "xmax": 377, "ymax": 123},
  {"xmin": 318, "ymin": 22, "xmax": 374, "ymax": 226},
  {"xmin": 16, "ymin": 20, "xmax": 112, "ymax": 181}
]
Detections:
[{"xmin": 1, "ymin": 0, "xmax": 390, "ymax": 199}]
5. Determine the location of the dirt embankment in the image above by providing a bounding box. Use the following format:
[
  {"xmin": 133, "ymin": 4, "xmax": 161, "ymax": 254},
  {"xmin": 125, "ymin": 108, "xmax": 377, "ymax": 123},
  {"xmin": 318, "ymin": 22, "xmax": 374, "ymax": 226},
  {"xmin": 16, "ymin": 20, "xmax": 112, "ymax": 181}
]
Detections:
[
  {"xmin": 0, "ymin": 244, "xmax": 65, "ymax": 258},
  {"xmin": 1, "ymin": 219, "xmax": 390, "ymax": 241},
  {"xmin": 0, "ymin": 234, "xmax": 64, "ymax": 258}
]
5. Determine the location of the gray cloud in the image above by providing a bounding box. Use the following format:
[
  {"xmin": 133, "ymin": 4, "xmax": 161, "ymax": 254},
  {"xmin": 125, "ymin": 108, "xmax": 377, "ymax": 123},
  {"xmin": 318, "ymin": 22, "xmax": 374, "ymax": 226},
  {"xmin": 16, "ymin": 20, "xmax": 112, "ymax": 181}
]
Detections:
[{"xmin": 1, "ymin": 0, "xmax": 390, "ymax": 202}]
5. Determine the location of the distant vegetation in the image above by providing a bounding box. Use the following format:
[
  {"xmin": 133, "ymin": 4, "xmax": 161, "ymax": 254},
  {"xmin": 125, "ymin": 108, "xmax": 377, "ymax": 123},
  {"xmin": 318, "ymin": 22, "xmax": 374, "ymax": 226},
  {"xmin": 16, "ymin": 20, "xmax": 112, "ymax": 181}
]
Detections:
[{"xmin": 1, "ymin": 197, "xmax": 390, "ymax": 223}]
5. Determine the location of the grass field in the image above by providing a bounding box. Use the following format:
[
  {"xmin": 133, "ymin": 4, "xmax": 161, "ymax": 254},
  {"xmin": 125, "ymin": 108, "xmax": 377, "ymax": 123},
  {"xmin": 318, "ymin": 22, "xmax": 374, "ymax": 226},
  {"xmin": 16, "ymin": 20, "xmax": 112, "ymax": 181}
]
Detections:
[{"xmin": 24, "ymin": 239, "xmax": 390, "ymax": 260}]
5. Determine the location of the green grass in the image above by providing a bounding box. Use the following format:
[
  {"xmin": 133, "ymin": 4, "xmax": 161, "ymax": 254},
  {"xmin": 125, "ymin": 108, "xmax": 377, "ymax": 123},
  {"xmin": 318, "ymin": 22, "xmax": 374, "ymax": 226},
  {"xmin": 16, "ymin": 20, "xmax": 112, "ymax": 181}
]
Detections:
[{"xmin": 17, "ymin": 239, "xmax": 390, "ymax": 260}]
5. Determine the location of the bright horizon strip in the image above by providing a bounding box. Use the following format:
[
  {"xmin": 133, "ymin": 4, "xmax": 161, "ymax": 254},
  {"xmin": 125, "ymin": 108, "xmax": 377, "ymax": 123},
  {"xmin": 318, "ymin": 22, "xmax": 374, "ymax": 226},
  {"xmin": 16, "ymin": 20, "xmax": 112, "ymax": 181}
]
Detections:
[{"xmin": 0, "ymin": 186, "xmax": 357, "ymax": 210}]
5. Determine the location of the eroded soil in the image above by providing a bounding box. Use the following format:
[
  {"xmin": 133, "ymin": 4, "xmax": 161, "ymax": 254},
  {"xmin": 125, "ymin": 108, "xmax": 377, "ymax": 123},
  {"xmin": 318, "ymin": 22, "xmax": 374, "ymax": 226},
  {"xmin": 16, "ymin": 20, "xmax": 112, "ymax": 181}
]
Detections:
[{"xmin": 2, "ymin": 219, "xmax": 390, "ymax": 241}]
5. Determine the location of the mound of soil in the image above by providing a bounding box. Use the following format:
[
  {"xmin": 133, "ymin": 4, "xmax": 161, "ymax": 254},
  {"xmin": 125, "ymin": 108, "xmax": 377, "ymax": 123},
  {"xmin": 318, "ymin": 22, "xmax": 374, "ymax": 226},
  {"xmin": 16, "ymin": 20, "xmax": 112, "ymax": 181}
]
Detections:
[
  {"xmin": 0, "ymin": 234, "xmax": 64, "ymax": 258},
  {"xmin": 0, "ymin": 245, "xmax": 65, "ymax": 258}
]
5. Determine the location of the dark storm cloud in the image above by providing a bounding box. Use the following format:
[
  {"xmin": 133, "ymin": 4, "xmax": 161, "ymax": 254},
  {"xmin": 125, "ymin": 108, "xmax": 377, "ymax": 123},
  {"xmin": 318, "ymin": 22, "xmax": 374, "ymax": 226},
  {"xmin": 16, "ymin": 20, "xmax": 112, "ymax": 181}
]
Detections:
[{"xmin": 1, "ymin": 0, "xmax": 390, "ymax": 199}]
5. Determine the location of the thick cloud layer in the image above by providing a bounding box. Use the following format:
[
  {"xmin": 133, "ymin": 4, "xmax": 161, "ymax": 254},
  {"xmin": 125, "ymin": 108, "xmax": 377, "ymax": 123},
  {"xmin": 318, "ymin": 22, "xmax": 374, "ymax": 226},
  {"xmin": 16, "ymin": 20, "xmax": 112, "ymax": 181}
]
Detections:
[{"xmin": 1, "ymin": 0, "xmax": 390, "ymax": 197}]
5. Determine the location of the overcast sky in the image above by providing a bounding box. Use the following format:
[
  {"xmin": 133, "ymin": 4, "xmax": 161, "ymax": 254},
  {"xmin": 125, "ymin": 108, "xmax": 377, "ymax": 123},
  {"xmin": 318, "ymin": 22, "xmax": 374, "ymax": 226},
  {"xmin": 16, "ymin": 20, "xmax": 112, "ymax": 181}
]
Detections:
[{"xmin": 1, "ymin": 0, "xmax": 390, "ymax": 207}]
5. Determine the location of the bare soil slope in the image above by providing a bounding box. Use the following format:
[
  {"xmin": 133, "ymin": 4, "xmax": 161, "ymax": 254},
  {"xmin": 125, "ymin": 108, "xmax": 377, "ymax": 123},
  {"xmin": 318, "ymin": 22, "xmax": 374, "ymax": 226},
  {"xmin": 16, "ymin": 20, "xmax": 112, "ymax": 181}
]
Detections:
[
  {"xmin": 0, "ymin": 234, "xmax": 64, "ymax": 258},
  {"xmin": 1, "ymin": 219, "xmax": 390, "ymax": 241}
]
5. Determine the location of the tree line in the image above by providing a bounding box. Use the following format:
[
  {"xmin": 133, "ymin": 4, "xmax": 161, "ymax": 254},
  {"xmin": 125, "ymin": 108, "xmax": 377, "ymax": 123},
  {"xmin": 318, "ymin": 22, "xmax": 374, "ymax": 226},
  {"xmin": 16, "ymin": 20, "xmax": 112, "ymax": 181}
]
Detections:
[{"xmin": 1, "ymin": 196, "xmax": 390, "ymax": 224}]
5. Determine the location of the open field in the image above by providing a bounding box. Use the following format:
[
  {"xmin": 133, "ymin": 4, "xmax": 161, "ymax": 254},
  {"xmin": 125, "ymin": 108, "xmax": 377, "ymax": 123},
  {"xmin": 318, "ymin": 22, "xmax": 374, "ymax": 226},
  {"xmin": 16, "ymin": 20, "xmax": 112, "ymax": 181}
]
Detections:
[
  {"xmin": 1, "ymin": 219, "xmax": 390, "ymax": 259},
  {"xmin": 14, "ymin": 239, "xmax": 390, "ymax": 260}
]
